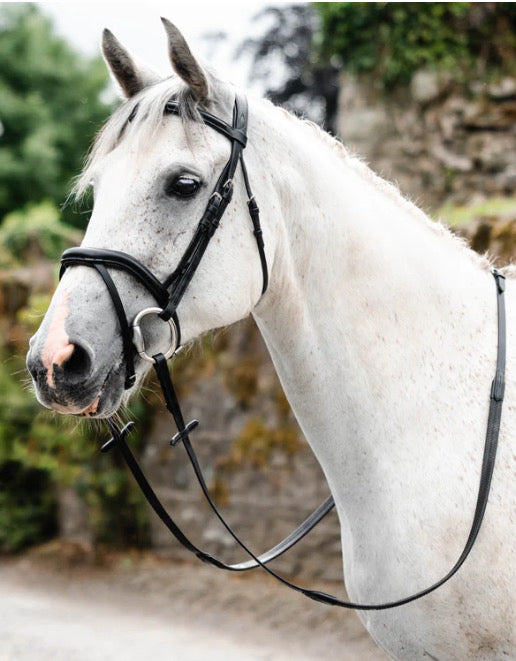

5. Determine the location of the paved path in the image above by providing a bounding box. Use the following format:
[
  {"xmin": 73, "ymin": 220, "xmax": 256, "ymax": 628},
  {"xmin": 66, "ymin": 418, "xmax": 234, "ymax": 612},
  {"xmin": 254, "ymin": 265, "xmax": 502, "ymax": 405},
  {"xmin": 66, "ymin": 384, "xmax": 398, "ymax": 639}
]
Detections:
[
  {"xmin": 0, "ymin": 555, "xmax": 387, "ymax": 661},
  {"xmin": 0, "ymin": 585, "xmax": 299, "ymax": 661}
]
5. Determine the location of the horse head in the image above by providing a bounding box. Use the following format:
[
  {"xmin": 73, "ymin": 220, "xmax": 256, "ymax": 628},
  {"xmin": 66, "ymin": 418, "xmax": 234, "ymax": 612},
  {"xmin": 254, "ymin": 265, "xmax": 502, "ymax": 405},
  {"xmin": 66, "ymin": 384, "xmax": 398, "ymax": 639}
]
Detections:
[{"xmin": 26, "ymin": 20, "xmax": 272, "ymax": 417}]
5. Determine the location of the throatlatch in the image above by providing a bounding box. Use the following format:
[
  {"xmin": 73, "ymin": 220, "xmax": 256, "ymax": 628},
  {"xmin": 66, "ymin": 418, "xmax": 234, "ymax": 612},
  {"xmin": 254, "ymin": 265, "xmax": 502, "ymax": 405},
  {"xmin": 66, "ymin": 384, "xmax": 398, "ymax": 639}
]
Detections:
[{"xmin": 60, "ymin": 90, "xmax": 506, "ymax": 611}]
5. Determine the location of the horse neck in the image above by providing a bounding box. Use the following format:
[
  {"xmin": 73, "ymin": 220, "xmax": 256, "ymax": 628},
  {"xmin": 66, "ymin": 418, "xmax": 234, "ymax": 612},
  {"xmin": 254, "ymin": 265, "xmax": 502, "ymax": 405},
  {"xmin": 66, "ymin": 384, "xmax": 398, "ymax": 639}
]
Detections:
[{"xmin": 250, "ymin": 103, "xmax": 496, "ymax": 502}]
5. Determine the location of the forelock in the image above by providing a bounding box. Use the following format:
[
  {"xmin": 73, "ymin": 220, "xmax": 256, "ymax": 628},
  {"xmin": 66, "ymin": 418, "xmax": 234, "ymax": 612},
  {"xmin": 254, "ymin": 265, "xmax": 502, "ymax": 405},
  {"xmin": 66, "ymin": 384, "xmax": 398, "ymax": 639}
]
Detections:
[{"xmin": 72, "ymin": 74, "xmax": 230, "ymax": 200}]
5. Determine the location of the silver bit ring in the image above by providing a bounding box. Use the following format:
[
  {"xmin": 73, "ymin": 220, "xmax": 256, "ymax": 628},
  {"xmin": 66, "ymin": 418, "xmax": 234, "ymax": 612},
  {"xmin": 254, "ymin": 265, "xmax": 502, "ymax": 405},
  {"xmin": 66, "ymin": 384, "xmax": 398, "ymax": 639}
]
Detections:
[{"xmin": 132, "ymin": 307, "xmax": 178, "ymax": 363}]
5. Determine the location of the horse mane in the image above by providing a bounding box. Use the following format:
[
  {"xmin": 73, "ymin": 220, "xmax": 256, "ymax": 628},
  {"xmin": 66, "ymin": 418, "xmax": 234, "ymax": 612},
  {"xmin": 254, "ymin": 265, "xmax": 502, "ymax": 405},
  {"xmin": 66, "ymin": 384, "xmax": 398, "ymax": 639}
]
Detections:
[
  {"xmin": 267, "ymin": 102, "xmax": 494, "ymax": 273},
  {"xmin": 74, "ymin": 76, "xmax": 495, "ymax": 274}
]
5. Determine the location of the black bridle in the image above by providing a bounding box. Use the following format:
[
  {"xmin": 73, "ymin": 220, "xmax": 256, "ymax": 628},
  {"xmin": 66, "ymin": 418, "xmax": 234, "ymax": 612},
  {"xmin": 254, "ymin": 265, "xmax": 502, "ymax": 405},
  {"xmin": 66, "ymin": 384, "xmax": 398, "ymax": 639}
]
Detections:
[
  {"xmin": 61, "ymin": 94, "xmax": 267, "ymax": 390},
  {"xmin": 59, "ymin": 92, "xmax": 506, "ymax": 610}
]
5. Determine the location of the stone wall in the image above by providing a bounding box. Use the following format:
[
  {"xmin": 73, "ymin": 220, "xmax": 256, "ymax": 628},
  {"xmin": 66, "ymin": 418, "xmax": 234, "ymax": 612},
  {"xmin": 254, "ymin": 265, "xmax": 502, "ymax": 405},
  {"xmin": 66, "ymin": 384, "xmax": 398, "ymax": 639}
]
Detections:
[
  {"xmin": 142, "ymin": 320, "xmax": 344, "ymax": 583},
  {"xmin": 337, "ymin": 71, "xmax": 516, "ymax": 210},
  {"xmin": 457, "ymin": 213, "xmax": 516, "ymax": 265}
]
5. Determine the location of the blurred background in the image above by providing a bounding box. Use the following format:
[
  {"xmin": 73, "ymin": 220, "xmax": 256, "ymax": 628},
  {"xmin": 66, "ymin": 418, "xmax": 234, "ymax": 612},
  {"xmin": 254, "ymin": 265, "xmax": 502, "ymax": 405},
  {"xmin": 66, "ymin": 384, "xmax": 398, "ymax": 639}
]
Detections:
[{"xmin": 1, "ymin": 2, "xmax": 516, "ymax": 657}]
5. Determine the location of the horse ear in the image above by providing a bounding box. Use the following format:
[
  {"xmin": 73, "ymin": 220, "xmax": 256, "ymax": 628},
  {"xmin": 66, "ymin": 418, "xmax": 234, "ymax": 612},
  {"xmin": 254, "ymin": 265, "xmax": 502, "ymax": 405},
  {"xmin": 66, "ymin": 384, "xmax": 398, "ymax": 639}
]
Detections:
[
  {"xmin": 161, "ymin": 18, "xmax": 209, "ymax": 103},
  {"xmin": 102, "ymin": 29, "xmax": 161, "ymax": 98}
]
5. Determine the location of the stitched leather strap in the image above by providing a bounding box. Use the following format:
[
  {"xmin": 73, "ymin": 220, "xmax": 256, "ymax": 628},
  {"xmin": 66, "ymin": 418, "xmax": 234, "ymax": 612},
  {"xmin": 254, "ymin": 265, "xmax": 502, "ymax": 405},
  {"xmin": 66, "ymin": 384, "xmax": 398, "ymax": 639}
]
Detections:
[
  {"xmin": 94, "ymin": 264, "xmax": 136, "ymax": 389},
  {"xmin": 61, "ymin": 248, "xmax": 170, "ymax": 307},
  {"xmin": 240, "ymin": 156, "xmax": 268, "ymax": 295},
  {"xmin": 165, "ymin": 101, "xmax": 248, "ymax": 147},
  {"xmin": 159, "ymin": 94, "xmax": 256, "ymax": 321},
  {"xmin": 61, "ymin": 247, "xmax": 181, "ymax": 389}
]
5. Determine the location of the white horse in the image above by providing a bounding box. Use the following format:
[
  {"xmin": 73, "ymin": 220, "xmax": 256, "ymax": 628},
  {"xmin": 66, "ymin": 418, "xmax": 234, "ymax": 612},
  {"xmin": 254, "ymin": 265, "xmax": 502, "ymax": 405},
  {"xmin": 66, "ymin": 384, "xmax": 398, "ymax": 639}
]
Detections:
[{"xmin": 26, "ymin": 21, "xmax": 516, "ymax": 660}]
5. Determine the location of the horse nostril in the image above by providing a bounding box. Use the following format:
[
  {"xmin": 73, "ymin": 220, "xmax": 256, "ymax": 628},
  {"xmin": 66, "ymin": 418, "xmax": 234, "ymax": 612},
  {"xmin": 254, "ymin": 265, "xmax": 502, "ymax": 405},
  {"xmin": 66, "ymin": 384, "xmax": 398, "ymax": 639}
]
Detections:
[
  {"xmin": 58, "ymin": 342, "xmax": 93, "ymax": 383},
  {"xmin": 26, "ymin": 350, "xmax": 41, "ymax": 381}
]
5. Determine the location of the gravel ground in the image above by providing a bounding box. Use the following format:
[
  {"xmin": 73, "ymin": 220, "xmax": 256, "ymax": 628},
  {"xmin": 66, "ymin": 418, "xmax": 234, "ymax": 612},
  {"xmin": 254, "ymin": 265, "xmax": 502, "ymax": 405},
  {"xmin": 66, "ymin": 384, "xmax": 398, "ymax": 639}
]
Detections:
[{"xmin": 0, "ymin": 547, "xmax": 387, "ymax": 661}]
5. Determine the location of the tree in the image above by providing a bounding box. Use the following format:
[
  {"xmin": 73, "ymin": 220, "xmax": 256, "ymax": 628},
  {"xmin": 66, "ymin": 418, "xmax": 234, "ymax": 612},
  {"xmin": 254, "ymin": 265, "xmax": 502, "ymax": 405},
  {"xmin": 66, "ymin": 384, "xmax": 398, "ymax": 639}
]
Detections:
[
  {"xmin": 316, "ymin": 3, "xmax": 516, "ymax": 90},
  {"xmin": 0, "ymin": 4, "xmax": 112, "ymax": 227},
  {"xmin": 237, "ymin": 4, "xmax": 339, "ymax": 132}
]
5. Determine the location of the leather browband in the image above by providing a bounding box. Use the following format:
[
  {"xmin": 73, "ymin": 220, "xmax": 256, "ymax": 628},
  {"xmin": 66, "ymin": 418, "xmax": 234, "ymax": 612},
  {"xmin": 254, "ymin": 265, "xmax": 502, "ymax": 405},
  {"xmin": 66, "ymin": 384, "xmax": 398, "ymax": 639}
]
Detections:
[{"xmin": 165, "ymin": 100, "xmax": 248, "ymax": 147}]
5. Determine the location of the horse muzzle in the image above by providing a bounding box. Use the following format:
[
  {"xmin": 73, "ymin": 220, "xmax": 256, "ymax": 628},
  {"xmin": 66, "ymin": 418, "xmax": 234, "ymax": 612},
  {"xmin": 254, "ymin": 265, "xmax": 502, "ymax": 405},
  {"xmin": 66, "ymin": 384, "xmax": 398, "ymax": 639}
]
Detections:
[{"xmin": 26, "ymin": 332, "xmax": 125, "ymax": 417}]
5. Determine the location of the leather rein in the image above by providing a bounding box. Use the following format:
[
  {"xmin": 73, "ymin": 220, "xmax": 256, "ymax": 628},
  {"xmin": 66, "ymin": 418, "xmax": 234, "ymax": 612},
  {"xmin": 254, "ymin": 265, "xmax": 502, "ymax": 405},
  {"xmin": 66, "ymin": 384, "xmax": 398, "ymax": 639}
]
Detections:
[{"xmin": 59, "ymin": 92, "xmax": 506, "ymax": 610}]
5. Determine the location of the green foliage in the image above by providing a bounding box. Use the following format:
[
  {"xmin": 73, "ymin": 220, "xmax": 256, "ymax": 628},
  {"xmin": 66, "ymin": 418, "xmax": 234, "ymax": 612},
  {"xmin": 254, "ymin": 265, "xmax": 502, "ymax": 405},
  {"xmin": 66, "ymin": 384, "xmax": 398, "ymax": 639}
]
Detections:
[
  {"xmin": 438, "ymin": 194, "xmax": 516, "ymax": 227},
  {"xmin": 0, "ymin": 4, "xmax": 112, "ymax": 227},
  {"xmin": 219, "ymin": 418, "xmax": 302, "ymax": 471},
  {"xmin": 0, "ymin": 200, "xmax": 81, "ymax": 266},
  {"xmin": 224, "ymin": 356, "xmax": 259, "ymax": 408},
  {"xmin": 0, "ymin": 285, "xmax": 152, "ymax": 552},
  {"xmin": 0, "ymin": 461, "xmax": 57, "ymax": 552},
  {"xmin": 316, "ymin": 3, "xmax": 516, "ymax": 89}
]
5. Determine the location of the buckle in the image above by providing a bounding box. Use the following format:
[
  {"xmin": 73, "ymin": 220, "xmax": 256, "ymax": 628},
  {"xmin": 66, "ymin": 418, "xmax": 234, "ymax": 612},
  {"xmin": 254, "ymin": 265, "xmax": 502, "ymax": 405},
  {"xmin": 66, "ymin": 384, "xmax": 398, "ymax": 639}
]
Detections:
[
  {"xmin": 491, "ymin": 371, "xmax": 505, "ymax": 402},
  {"xmin": 491, "ymin": 267, "xmax": 506, "ymax": 293}
]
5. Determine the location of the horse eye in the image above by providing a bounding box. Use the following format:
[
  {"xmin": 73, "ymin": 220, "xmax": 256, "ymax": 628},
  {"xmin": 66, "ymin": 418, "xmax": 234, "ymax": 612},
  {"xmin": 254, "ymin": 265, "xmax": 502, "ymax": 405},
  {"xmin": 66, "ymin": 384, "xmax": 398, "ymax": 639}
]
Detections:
[{"xmin": 165, "ymin": 174, "xmax": 201, "ymax": 198}]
